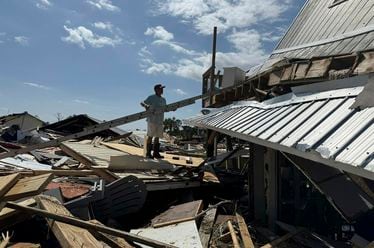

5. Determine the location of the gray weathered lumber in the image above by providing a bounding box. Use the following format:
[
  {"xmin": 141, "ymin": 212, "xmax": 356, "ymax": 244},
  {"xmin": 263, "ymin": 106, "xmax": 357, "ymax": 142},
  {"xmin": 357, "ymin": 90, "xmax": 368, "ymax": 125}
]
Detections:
[{"xmin": 198, "ymin": 207, "xmax": 217, "ymax": 248}]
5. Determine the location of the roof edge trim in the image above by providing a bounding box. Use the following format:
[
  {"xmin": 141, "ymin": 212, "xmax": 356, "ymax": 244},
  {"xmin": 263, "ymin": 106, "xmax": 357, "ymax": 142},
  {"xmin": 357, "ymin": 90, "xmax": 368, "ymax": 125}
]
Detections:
[{"xmin": 273, "ymin": 25, "xmax": 374, "ymax": 55}]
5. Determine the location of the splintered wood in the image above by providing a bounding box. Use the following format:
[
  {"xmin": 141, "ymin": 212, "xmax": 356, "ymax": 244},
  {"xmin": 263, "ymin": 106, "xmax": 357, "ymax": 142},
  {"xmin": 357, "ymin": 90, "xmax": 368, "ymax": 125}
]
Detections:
[
  {"xmin": 36, "ymin": 195, "xmax": 103, "ymax": 248},
  {"xmin": 0, "ymin": 173, "xmax": 21, "ymax": 198},
  {"xmin": 151, "ymin": 200, "xmax": 203, "ymax": 228},
  {"xmin": 3, "ymin": 174, "xmax": 53, "ymax": 201}
]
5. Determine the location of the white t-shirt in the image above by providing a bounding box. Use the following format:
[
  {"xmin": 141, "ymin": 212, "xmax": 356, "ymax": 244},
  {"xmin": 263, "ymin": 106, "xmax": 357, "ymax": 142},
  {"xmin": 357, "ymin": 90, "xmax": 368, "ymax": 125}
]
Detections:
[{"xmin": 143, "ymin": 94, "xmax": 166, "ymax": 124}]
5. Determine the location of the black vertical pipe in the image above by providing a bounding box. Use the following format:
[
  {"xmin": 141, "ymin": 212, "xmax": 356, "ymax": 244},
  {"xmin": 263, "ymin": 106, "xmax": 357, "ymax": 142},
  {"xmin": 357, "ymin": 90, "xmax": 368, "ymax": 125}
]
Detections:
[{"xmin": 210, "ymin": 27, "xmax": 217, "ymax": 101}]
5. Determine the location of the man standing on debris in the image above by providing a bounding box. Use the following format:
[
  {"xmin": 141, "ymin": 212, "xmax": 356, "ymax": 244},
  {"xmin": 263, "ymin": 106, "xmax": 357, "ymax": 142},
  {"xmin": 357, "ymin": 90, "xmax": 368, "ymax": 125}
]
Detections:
[{"xmin": 141, "ymin": 84, "xmax": 166, "ymax": 159}]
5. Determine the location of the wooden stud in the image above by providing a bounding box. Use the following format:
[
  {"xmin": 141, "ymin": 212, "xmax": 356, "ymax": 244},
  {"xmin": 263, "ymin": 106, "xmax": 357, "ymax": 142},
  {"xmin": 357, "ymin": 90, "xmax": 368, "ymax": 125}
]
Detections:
[
  {"xmin": 236, "ymin": 213, "xmax": 255, "ymax": 248},
  {"xmin": 227, "ymin": 220, "xmax": 240, "ymax": 248}
]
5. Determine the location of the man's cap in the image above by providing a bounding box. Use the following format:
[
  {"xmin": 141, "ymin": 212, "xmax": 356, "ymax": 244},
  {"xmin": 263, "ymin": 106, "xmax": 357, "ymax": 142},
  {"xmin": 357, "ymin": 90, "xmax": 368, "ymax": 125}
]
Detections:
[{"xmin": 154, "ymin": 84, "xmax": 165, "ymax": 90}]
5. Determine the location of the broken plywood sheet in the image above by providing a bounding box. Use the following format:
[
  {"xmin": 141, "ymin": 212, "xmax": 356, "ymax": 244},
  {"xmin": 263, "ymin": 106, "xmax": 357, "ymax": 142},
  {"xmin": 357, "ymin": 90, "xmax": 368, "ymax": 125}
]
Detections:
[
  {"xmin": 102, "ymin": 142, "xmax": 203, "ymax": 167},
  {"xmin": 152, "ymin": 200, "xmax": 203, "ymax": 228},
  {"xmin": 36, "ymin": 195, "xmax": 103, "ymax": 248},
  {"xmin": 4, "ymin": 173, "xmax": 53, "ymax": 201},
  {"xmin": 0, "ymin": 173, "xmax": 21, "ymax": 198},
  {"xmin": 131, "ymin": 220, "xmax": 203, "ymax": 248},
  {"xmin": 61, "ymin": 142, "xmax": 126, "ymax": 167},
  {"xmin": 61, "ymin": 142, "xmax": 177, "ymax": 171}
]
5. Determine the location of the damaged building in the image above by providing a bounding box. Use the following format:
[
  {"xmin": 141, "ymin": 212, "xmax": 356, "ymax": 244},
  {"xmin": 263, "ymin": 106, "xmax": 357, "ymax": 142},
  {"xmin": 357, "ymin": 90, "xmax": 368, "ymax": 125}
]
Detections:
[{"xmin": 0, "ymin": 0, "xmax": 373, "ymax": 247}]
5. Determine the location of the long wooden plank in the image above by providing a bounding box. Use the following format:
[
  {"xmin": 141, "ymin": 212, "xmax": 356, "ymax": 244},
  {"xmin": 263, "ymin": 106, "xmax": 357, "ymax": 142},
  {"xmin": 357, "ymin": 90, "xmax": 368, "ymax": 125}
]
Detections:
[
  {"xmin": 6, "ymin": 199, "xmax": 177, "ymax": 248},
  {"xmin": 198, "ymin": 207, "xmax": 217, "ymax": 248},
  {"xmin": 236, "ymin": 213, "xmax": 255, "ymax": 248},
  {"xmin": 152, "ymin": 200, "xmax": 203, "ymax": 228},
  {"xmin": 0, "ymin": 173, "xmax": 21, "ymax": 198},
  {"xmin": 89, "ymin": 220, "xmax": 134, "ymax": 248},
  {"xmin": 4, "ymin": 174, "xmax": 53, "ymax": 201},
  {"xmin": 37, "ymin": 195, "xmax": 103, "ymax": 248},
  {"xmin": 227, "ymin": 220, "xmax": 240, "ymax": 248}
]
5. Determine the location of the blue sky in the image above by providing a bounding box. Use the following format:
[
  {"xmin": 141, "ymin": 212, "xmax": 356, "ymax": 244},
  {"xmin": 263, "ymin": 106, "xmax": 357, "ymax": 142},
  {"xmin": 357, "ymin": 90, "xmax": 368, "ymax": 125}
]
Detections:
[{"xmin": 0, "ymin": 0, "xmax": 303, "ymax": 130}]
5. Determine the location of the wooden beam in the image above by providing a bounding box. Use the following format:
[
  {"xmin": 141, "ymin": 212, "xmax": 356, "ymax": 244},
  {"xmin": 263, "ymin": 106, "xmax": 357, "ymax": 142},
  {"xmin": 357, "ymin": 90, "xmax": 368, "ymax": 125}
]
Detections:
[
  {"xmin": 89, "ymin": 220, "xmax": 134, "ymax": 248},
  {"xmin": 0, "ymin": 173, "xmax": 21, "ymax": 198},
  {"xmin": 236, "ymin": 213, "xmax": 255, "ymax": 248},
  {"xmin": 6, "ymin": 199, "xmax": 177, "ymax": 248},
  {"xmin": 36, "ymin": 195, "xmax": 103, "ymax": 248},
  {"xmin": 198, "ymin": 207, "xmax": 217, "ymax": 248},
  {"xmin": 3, "ymin": 173, "xmax": 53, "ymax": 201},
  {"xmin": 227, "ymin": 220, "xmax": 240, "ymax": 248}
]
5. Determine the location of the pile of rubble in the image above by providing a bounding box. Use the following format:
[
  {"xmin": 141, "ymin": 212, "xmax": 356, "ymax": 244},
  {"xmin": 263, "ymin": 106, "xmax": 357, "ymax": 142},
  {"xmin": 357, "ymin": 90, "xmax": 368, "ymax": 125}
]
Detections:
[{"xmin": 0, "ymin": 113, "xmax": 371, "ymax": 247}]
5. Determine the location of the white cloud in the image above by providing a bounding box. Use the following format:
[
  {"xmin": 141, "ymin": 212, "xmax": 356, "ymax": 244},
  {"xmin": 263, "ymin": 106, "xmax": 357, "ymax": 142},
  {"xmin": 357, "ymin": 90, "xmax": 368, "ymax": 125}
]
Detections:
[
  {"xmin": 93, "ymin": 21, "xmax": 113, "ymax": 32},
  {"xmin": 173, "ymin": 88, "xmax": 188, "ymax": 96},
  {"xmin": 36, "ymin": 0, "xmax": 52, "ymax": 10},
  {"xmin": 153, "ymin": 0, "xmax": 291, "ymax": 35},
  {"xmin": 14, "ymin": 36, "xmax": 29, "ymax": 46},
  {"xmin": 145, "ymin": 26, "xmax": 174, "ymax": 41},
  {"xmin": 62, "ymin": 25, "xmax": 122, "ymax": 49},
  {"xmin": 73, "ymin": 99, "xmax": 90, "ymax": 104},
  {"xmin": 23, "ymin": 82, "xmax": 50, "ymax": 90},
  {"xmin": 139, "ymin": 29, "xmax": 268, "ymax": 81},
  {"xmin": 87, "ymin": 0, "xmax": 120, "ymax": 12},
  {"xmin": 152, "ymin": 40, "xmax": 199, "ymax": 56},
  {"xmin": 0, "ymin": 32, "xmax": 5, "ymax": 44},
  {"xmin": 139, "ymin": 0, "xmax": 293, "ymax": 81}
]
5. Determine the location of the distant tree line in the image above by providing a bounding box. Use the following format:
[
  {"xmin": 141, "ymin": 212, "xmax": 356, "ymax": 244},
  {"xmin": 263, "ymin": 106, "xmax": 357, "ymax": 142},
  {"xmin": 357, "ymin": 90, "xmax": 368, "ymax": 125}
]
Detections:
[{"xmin": 163, "ymin": 117, "xmax": 200, "ymax": 140}]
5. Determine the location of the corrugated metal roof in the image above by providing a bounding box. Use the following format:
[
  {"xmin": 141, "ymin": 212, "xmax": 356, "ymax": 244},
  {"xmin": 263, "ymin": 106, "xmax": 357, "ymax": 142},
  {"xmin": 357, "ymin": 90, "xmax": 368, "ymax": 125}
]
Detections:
[
  {"xmin": 271, "ymin": 0, "xmax": 374, "ymax": 58},
  {"xmin": 187, "ymin": 77, "xmax": 374, "ymax": 180}
]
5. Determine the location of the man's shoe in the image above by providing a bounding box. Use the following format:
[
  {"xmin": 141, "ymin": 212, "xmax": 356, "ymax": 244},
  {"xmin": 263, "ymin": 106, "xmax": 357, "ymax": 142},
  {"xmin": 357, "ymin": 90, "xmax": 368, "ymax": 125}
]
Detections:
[
  {"xmin": 145, "ymin": 142, "xmax": 153, "ymax": 158},
  {"xmin": 153, "ymin": 143, "xmax": 164, "ymax": 159}
]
